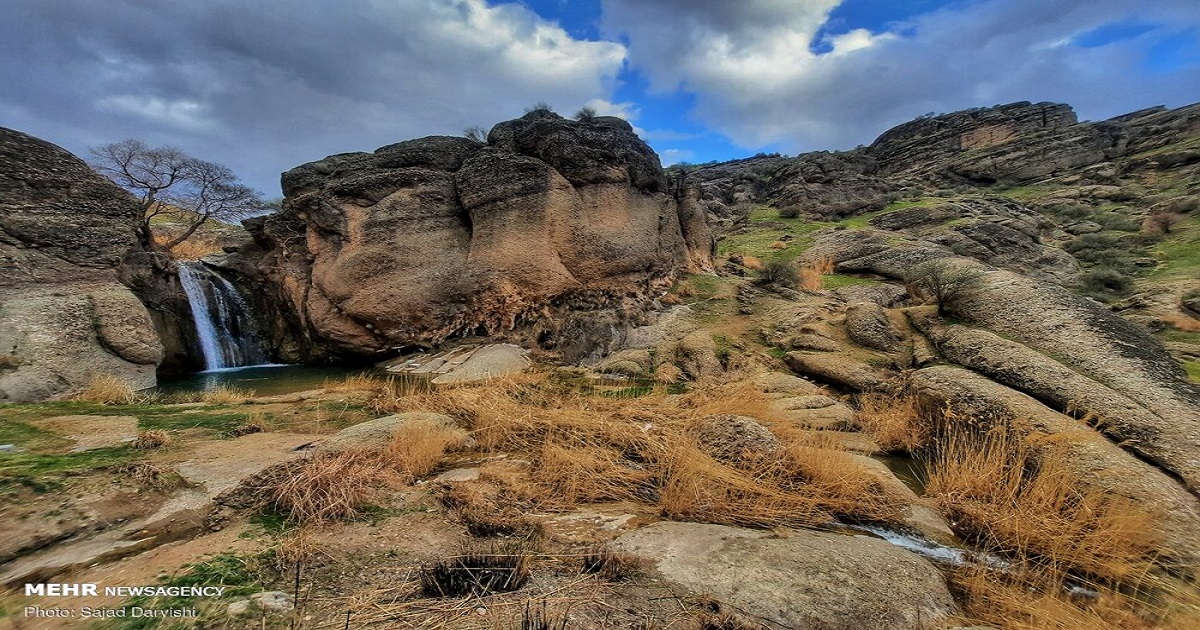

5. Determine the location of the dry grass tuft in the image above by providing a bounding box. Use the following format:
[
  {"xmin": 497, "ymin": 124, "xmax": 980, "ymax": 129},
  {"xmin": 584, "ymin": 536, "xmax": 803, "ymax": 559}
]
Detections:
[
  {"xmin": 75, "ymin": 374, "xmax": 138, "ymax": 405},
  {"xmin": 110, "ymin": 462, "xmax": 186, "ymax": 489},
  {"xmin": 226, "ymin": 414, "xmax": 269, "ymax": 437},
  {"xmin": 797, "ymin": 255, "xmax": 835, "ymax": 291},
  {"xmin": 926, "ymin": 423, "xmax": 1187, "ymax": 629},
  {"xmin": 199, "ymin": 386, "xmax": 253, "ymax": 404},
  {"xmin": 580, "ymin": 544, "xmax": 643, "ymax": 582},
  {"xmin": 132, "ymin": 429, "xmax": 172, "ymax": 450},
  {"xmin": 927, "ymin": 427, "xmax": 1158, "ymax": 582},
  {"xmin": 854, "ymin": 392, "xmax": 928, "ymax": 452},
  {"xmin": 273, "ymin": 529, "xmax": 321, "ymax": 570},
  {"xmin": 323, "ymin": 373, "xmax": 390, "ymax": 393},
  {"xmin": 442, "ymin": 481, "xmax": 542, "ymax": 538},
  {"xmin": 768, "ymin": 241, "xmax": 788, "ymax": 250},
  {"xmin": 264, "ymin": 451, "xmax": 402, "ymax": 524},
  {"xmin": 385, "ymin": 415, "xmax": 470, "ymax": 479},
  {"xmin": 514, "ymin": 601, "xmax": 569, "ymax": 630}
]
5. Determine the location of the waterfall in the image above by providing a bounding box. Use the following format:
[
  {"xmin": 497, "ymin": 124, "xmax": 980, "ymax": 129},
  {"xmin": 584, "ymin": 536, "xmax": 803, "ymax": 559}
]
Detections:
[{"xmin": 177, "ymin": 261, "xmax": 269, "ymax": 371}]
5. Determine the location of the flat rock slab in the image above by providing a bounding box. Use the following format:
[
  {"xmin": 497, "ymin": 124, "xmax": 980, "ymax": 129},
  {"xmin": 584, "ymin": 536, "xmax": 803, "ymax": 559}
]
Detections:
[
  {"xmin": 317, "ymin": 412, "xmax": 461, "ymax": 454},
  {"xmin": 612, "ymin": 521, "xmax": 958, "ymax": 630},
  {"xmin": 33, "ymin": 415, "xmax": 138, "ymax": 452},
  {"xmin": 431, "ymin": 344, "xmax": 529, "ymax": 385}
]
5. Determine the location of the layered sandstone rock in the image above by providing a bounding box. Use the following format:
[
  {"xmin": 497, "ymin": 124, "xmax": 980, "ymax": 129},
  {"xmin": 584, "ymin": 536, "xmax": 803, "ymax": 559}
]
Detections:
[
  {"xmin": 0, "ymin": 127, "xmax": 163, "ymax": 400},
  {"xmin": 240, "ymin": 111, "xmax": 712, "ymax": 360}
]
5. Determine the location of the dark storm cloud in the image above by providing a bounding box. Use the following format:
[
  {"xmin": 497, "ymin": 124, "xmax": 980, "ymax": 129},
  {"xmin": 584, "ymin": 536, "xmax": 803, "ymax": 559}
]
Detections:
[
  {"xmin": 1, "ymin": 0, "xmax": 625, "ymax": 194},
  {"xmin": 603, "ymin": 0, "xmax": 1200, "ymax": 153}
]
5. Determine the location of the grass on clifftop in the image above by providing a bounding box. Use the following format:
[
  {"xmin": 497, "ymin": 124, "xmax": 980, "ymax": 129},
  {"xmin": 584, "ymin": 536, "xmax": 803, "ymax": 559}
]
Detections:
[{"xmin": 1150, "ymin": 215, "xmax": 1200, "ymax": 279}]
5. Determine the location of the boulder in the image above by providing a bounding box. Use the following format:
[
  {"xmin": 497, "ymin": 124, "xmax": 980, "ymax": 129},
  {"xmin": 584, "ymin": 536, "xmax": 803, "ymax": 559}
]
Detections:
[
  {"xmin": 0, "ymin": 127, "xmax": 163, "ymax": 400},
  {"xmin": 429, "ymin": 344, "xmax": 529, "ymax": 386},
  {"xmin": 784, "ymin": 352, "xmax": 890, "ymax": 392},
  {"xmin": 611, "ymin": 521, "xmax": 958, "ymax": 630},
  {"xmin": 669, "ymin": 331, "xmax": 723, "ymax": 381},
  {"xmin": 690, "ymin": 414, "xmax": 781, "ymax": 462},
  {"xmin": 750, "ymin": 372, "xmax": 822, "ymax": 395},
  {"xmin": 317, "ymin": 412, "xmax": 463, "ymax": 454},
  {"xmin": 844, "ymin": 302, "xmax": 905, "ymax": 352}
]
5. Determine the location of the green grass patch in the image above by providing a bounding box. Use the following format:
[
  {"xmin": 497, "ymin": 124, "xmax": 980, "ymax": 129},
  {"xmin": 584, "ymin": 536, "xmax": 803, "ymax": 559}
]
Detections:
[
  {"xmin": 0, "ymin": 401, "xmax": 262, "ymax": 436},
  {"xmin": 1158, "ymin": 328, "xmax": 1200, "ymax": 344},
  {"xmin": 1184, "ymin": 361, "xmax": 1200, "ymax": 383},
  {"xmin": 822, "ymin": 274, "xmax": 879, "ymax": 289},
  {"xmin": 100, "ymin": 553, "xmax": 266, "ymax": 629},
  {"xmin": 0, "ymin": 446, "xmax": 137, "ymax": 493},
  {"xmin": 1149, "ymin": 216, "xmax": 1200, "ymax": 279}
]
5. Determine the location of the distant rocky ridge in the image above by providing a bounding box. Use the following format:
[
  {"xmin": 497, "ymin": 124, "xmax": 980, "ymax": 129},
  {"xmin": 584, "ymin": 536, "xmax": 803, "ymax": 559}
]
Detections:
[
  {"xmin": 222, "ymin": 110, "xmax": 713, "ymax": 362},
  {"xmin": 686, "ymin": 100, "xmax": 1200, "ymax": 220},
  {"xmin": 0, "ymin": 127, "xmax": 164, "ymax": 401}
]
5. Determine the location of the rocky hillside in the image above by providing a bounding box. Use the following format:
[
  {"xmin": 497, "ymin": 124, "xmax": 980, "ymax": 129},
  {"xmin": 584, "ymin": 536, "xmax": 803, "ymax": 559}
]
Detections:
[
  {"xmin": 0, "ymin": 128, "xmax": 165, "ymax": 401},
  {"xmin": 222, "ymin": 110, "xmax": 713, "ymax": 363}
]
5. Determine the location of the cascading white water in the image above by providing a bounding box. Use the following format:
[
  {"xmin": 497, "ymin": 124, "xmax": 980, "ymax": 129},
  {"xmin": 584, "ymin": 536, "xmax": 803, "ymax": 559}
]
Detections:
[{"xmin": 177, "ymin": 261, "xmax": 269, "ymax": 371}]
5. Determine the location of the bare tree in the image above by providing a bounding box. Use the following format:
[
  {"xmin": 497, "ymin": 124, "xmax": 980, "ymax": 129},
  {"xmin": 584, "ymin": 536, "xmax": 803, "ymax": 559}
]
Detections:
[
  {"xmin": 89, "ymin": 139, "xmax": 265, "ymax": 250},
  {"xmin": 904, "ymin": 259, "xmax": 986, "ymax": 315}
]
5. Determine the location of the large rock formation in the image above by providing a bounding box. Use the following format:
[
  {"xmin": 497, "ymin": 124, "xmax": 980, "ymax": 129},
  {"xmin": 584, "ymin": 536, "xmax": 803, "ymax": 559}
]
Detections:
[
  {"xmin": 0, "ymin": 127, "xmax": 164, "ymax": 400},
  {"xmin": 235, "ymin": 111, "xmax": 712, "ymax": 361}
]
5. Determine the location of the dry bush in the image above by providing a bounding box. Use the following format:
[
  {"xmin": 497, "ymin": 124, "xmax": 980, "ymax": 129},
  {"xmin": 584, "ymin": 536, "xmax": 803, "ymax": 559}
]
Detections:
[
  {"xmin": 768, "ymin": 241, "xmax": 788, "ymax": 250},
  {"xmin": 133, "ymin": 429, "xmax": 172, "ymax": 450},
  {"xmin": 273, "ymin": 529, "xmax": 322, "ymax": 571},
  {"xmin": 740, "ymin": 255, "xmax": 764, "ymax": 270},
  {"xmin": 441, "ymin": 480, "xmax": 542, "ymax": 538},
  {"xmin": 385, "ymin": 415, "xmax": 470, "ymax": 479},
  {"xmin": 199, "ymin": 386, "xmax": 252, "ymax": 404},
  {"xmin": 264, "ymin": 451, "xmax": 402, "ymax": 524},
  {"xmin": 927, "ymin": 427, "xmax": 1159, "ymax": 582},
  {"xmin": 854, "ymin": 393, "xmax": 928, "ymax": 452},
  {"xmin": 535, "ymin": 441, "xmax": 654, "ymax": 504},
  {"xmin": 76, "ymin": 374, "xmax": 138, "ymax": 405}
]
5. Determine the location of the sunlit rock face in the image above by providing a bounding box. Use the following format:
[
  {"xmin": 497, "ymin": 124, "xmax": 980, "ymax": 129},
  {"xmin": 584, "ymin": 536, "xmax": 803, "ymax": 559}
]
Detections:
[{"xmin": 241, "ymin": 111, "xmax": 713, "ymax": 359}]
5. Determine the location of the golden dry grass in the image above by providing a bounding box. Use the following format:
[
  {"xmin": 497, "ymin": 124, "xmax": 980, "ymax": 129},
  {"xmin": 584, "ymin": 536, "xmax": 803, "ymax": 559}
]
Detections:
[
  {"xmin": 854, "ymin": 392, "xmax": 928, "ymax": 452},
  {"xmin": 199, "ymin": 385, "xmax": 252, "ymax": 404},
  {"xmin": 265, "ymin": 450, "xmax": 403, "ymax": 524},
  {"xmin": 925, "ymin": 423, "xmax": 1191, "ymax": 629},
  {"xmin": 322, "ymin": 373, "xmax": 390, "ymax": 393},
  {"xmin": 375, "ymin": 373, "xmax": 905, "ymax": 529},
  {"xmin": 385, "ymin": 415, "xmax": 470, "ymax": 479},
  {"xmin": 132, "ymin": 429, "xmax": 172, "ymax": 449},
  {"xmin": 1161, "ymin": 313, "xmax": 1200, "ymax": 332},
  {"xmin": 797, "ymin": 255, "xmax": 835, "ymax": 291},
  {"xmin": 75, "ymin": 374, "xmax": 138, "ymax": 405}
]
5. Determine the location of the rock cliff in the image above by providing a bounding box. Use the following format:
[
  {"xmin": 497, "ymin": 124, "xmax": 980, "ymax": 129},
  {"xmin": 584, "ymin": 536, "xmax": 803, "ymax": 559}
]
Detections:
[
  {"xmin": 0, "ymin": 127, "xmax": 164, "ymax": 400},
  {"xmin": 233, "ymin": 111, "xmax": 712, "ymax": 361}
]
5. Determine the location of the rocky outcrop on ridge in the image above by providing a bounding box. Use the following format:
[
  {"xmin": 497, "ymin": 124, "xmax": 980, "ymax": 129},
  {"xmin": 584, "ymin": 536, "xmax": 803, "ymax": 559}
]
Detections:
[
  {"xmin": 0, "ymin": 127, "xmax": 163, "ymax": 400},
  {"xmin": 234, "ymin": 111, "xmax": 712, "ymax": 362}
]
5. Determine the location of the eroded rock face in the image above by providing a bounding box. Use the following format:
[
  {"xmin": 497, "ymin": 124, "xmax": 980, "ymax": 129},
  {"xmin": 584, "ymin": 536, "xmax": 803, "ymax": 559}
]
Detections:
[
  {"xmin": 0, "ymin": 127, "xmax": 163, "ymax": 400},
  {"xmin": 242, "ymin": 112, "xmax": 712, "ymax": 360}
]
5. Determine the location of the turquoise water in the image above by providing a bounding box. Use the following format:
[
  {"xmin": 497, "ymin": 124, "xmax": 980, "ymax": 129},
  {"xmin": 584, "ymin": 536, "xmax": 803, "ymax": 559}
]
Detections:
[{"xmin": 154, "ymin": 364, "xmax": 366, "ymax": 396}]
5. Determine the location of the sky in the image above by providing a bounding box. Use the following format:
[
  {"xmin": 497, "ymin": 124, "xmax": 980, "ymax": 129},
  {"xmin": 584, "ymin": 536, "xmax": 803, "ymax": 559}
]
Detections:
[{"xmin": 2, "ymin": 0, "xmax": 1198, "ymax": 196}]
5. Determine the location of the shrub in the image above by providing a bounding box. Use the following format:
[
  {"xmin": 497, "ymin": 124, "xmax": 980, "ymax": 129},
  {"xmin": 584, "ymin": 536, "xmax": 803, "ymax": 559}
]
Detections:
[
  {"xmin": 903, "ymin": 259, "xmax": 985, "ymax": 315},
  {"xmin": 574, "ymin": 106, "xmax": 597, "ymax": 122},
  {"xmin": 1144, "ymin": 211, "xmax": 1187, "ymax": 235},
  {"xmin": 263, "ymin": 451, "xmax": 402, "ymax": 524},
  {"xmin": 854, "ymin": 393, "xmax": 927, "ymax": 452},
  {"xmin": 778, "ymin": 205, "xmax": 802, "ymax": 219},
  {"xmin": 756, "ymin": 260, "xmax": 797, "ymax": 287},
  {"xmin": 1079, "ymin": 269, "xmax": 1133, "ymax": 297},
  {"xmin": 463, "ymin": 126, "xmax": 488, "ymax": 143},
  {"xmin": 798, "ymin": 255, "xmax": 834, "ymax": 291},
  {"xmin": 580, "ymin": 545, "xmax": 642, "ymax": 581}
]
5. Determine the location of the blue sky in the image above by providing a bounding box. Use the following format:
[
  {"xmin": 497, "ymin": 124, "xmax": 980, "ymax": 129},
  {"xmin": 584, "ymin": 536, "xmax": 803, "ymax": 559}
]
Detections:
[{"xmin": 2, "ymin": 0, "xmax": 1198, "ymax": 194}]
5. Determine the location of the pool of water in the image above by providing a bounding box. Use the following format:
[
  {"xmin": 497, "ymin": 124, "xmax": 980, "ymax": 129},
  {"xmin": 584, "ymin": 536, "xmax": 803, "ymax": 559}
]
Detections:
[
  {"xmin": 154, "ymin": 364, "xmax": 368, "ymax": 396},
  {"xmin": 872, "ymin": 453, "xmax": 928, "ymax": 495}
]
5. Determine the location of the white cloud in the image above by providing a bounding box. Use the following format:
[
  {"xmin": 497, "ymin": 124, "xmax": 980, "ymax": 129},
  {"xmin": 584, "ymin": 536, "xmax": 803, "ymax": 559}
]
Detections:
[
  {"xmin": 1, "ymin": 0, "xmax": 627, "ymax": 193},
  {"xmin": 603, "ymin": 0, "xmax": 1200, "ymax": 153},
  {"xmin": 661, "ymin": 148, "xmax": 696, "ymax": 165}
]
